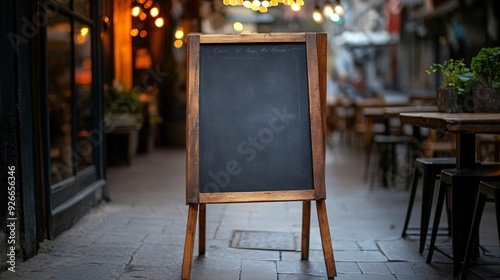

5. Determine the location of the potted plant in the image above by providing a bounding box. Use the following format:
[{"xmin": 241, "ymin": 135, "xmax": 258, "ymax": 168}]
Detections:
[
  {"xmin": 426, "ymin": 58, "xmax": 474, "ymax": 112},
  {"xmin": 104, "ymin": 80, "xmax": 144, "ymax": 165},
  {"xmin": 470, "ymin": 47, "xmax": 500, "ymax": 113},
  {"xmin": 104, "ymin": 80, "xmax": 143, "ymax": 129}
]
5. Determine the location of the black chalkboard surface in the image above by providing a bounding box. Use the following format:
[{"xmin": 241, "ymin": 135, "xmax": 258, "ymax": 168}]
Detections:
[
  {"xmin": 198, "ymin": 43, "xmax": 313, "ymax": 193},
  {"xmin": 186, "ymin": 33, "xmax": 327, "ymax": 204}
]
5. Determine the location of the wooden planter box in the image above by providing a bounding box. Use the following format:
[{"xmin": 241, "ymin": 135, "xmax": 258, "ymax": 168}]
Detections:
[
  {"xmin": 473, "ymin": 88, "xmax": 500, "ymax": 113},
  {"xmin": 436, "ymin": 88, "xmax": 474, "ymax": 113}
]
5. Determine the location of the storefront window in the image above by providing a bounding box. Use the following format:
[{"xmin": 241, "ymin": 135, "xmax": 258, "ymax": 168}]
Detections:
[
  {"xmin": 46, "ymin": 3, "xmax": 96, "ymax": 183},
  {"xmin": 75, "ymin": 21, "xmax": 93, "ymax": 171},
  {"xmin": 55, "ymin": 0, "xmax": 70, "ymax": 9},
  {"xmin": 74, "ymin": 0, "xmax": 91, "ymax": 18},
  {"xmin": 47, "ymin": 13, "xmax": 73, "ymax": 184}
]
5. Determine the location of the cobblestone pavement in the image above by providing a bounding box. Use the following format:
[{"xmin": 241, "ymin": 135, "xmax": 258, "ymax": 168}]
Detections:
[{"xmin": 1, "ymin": 146, "xmax": 499, "ymax": 279}]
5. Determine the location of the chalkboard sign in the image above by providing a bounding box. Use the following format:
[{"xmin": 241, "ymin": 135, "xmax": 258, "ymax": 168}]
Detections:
[
  {"xmin": 183, "ymin": 33, "xmax": 336, "ymax": 280},
  {"xmin": 186, "ymin": 33, "xmax": 327, "ymax": 204}
]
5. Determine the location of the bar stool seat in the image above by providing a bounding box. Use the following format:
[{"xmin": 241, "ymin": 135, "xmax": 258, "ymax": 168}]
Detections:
[
  {"xmin": 426, "ymin": 165, "xmax": 500, "ymax": 277},
  {"xmin": 461, "ymin": 181, "xmax": 500, "ymax": 280},
  {"xmin": 401, "ymin": 157, "xmax": 455, "ymax": 254}
]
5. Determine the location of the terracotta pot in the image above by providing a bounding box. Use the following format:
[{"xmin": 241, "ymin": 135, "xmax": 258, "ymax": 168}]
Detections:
[
  {"xmin": 473, "ymin": 88, "xmax": 500, "ymax": 113},
  {"xmin": 436, "ymin": 88, "xmax": 474, "ymax": 113}
]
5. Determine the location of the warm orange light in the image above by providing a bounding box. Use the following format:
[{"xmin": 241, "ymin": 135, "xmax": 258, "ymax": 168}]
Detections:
[
  {"xmin": 139, "ymin": 30, "xmax": 148, "ymax": 37},
  {"xmin": 144, "ymin": 0, "xmax": 153, "ymax": 9},
  {"xmin": 131, "ymin": 6, "xmax": 141, "ymax": 17},
  {"xmin": 174, "ymin": 39, "xmax": 183, "ymax": 48},
  {"xmin": 76, "ymin": 34, "xmax": 86, "ymax": 44},
  {"xmin": 130, "ymin": 29, "xmax": 139, "ymax": 36},
  {"xmin": 174, "ymin": 28, "xmax": 184, "ymax": 39},
  {"xmin": 155, "ymin": 17, "xmax": 164, "ymax": 27},
  {"xmin": 80, "ymin": 27, "xmax": 89, "ymax": 36},
  {"xmin": 137, "ymin": 0, "xmax": 146, "ymax": 3},
  {"xmin": 139, "ymin": 12, "xmax": 147, "ymax": 21},
  {"xmin": 313, "ymin": 7, "xmax": 323, "ymax": 22},
  {"xmin": 150, "ymin": 7, "xmax": 159, "ymax": 17},
  {"xmin": 233, "ymin": 22, "xmax": 243, "ymax": 32}
]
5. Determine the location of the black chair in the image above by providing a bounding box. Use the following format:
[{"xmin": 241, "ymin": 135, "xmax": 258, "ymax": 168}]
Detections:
[
  {"xmin": 401, "ymin": 157, "xmax": 455, "ymax": 254},
  {"xmin": 461, "ymin": 181, "xmax": 500, "ymax": 280},
  {"xmin": 426, "ymin": 165, "xmax": 500, "ymax": 277}
]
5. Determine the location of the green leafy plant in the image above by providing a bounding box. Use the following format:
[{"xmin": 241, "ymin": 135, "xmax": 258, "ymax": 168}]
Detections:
[
  {"xmin": 470, "ymin": 47, "xmax": 500, "ymax": 89},
  {"xmin": 104, "ymin": 80, "xmax": 142, "ymax": 115},
  {"xmin": 426, "ymin": 58, "xmax": 473, "ymax": 93}
]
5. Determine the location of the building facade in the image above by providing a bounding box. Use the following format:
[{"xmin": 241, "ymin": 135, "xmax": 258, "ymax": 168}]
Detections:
[{"xmin": 1, "ymin": 0, "xmax": 107, "ymax": 270}]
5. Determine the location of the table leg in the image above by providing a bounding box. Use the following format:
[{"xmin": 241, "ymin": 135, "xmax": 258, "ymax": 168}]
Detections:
[
  {"xmin": 451, "ymin": 179, "xmax": 479, "ymax": 277},
  {"xmin": 457, "ymin": 134, "xmax": 476, "ymax": 169},
  {"xmin": 452, "ymin": 133, "xmax": 480, "ymax": 276}
]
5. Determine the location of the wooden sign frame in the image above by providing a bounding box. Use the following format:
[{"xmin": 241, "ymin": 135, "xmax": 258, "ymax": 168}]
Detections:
[{"xmin": 182, "ymin": 33, "xmax": 336, "ymax": 279}]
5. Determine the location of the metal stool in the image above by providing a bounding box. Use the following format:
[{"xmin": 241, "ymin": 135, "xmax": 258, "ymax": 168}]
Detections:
[
  {"xmin": 461, "ymin": 181, "xmax": 500, "ymax": 280},
  {"xmin": 401, "ymin": 157, "xmax": 455, "ymax": 254},
  {"xmin": 426, "ymin": 166, "xmax": 500, "ymax": 277}
]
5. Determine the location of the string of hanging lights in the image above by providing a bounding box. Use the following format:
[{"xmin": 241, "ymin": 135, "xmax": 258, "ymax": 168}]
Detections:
[
  {"xmin": 312, "ymin": 0, "xmax": 343, "ymax": 23},
  {"xmin": 130, "ymin": 0, "xmax": 164, "ymax": 38},
  {"xmin": 222, "ymin": 0, "xmax": 305, "ymax": 13}
]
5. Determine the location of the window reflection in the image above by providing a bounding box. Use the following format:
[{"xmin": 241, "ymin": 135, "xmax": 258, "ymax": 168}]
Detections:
[
  {"xmin": 74, "ymin": 0, "xmax": 91, "ymax": 18},
  {"xmin": 47, "ymin": 14, "xmax": 73, "ymax": 183},
  {"xmin": 54, "ymin": 0, "xmax": 70, "ymax": 8},
  {"xmin": 75, "ymin": 21, "xmax": 93, "ymax": 171}
]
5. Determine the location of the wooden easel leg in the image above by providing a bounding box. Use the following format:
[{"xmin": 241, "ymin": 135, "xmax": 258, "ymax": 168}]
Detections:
[
  {"xmin": 301, "ymin": 201, "xmax": 311, "ymax": 260},
  {"xmin": 182, "ymin": 203, "xmax": 198, "ymax": 280},
  {"xmin": 199, "ymin": 204, "xmax": 206, "ymax": 255},
  {"xmin": 316, "ymin": 200, "xmax": 337, "ymax": 278}
]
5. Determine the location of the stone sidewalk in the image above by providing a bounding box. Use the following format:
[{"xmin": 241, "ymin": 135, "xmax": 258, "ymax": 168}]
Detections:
[{"xmin": 1, "ymin": 147, "xmax": 499, "ymax": 279}]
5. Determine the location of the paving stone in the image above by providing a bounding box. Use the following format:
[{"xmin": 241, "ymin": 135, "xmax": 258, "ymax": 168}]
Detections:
[
  {"xmin": 330, "ymin": 240, "xmax": 359, "ymax": 251},
  {"xmin": 391, "ymin": 274, "xmax": 447, "ymax": 280},
  {"xmin": 276, "ymin": 260, "xmax": 327, "ymax": 277},
  {"xmin": 205, "ymin": 239, "xmax": 281, "ymax": 261},
  {"xmin": 386, "ymin": 261, "xmax": 417, "ymax": 274},
  {"xmin": 190, "ymin": 256, "xmax": 241, "ymax": 280},
  {"xmin": 357, "ymin": 240, "xmax": 379, "ymax": 251},
  {"xmin": 335, "ymin": 261, "xmax": 362, "ymax": 274},
  {"xmin": 277, "ymin": 273, "xmax": 325, "ymax": 280},
  {"xmin": 241, "ymin": 259, "xmax": 277, "ymax": 280},
  {"xmin": 357, "ymin": 262, "xmax": 392, "ymax": 274},
  {"xmin": 333, "ymin": 250, "xmax": 388, "ymax": 262},
  {"xmin": 377, "ymin": 238, "xmax": 423, "ymax": 262},
  {"xmin": 332, "ymin": 274, "xmax": 397, "ymax": 280},
  {"xmin": 130, "ymin": 243, "xmax": 184, "ymax": 268},
  {"xmin": 119, "ymin": 264, "xmax": 179, "ymax": 280}
]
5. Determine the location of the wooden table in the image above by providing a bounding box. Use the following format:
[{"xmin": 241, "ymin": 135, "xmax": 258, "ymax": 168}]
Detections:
[
  {"xmin": 363, "ymin": 105, "xmax": 437, "ymax": 149},
  {"xmin": 399, "ymin": 112, "xmax": 500, "ymax": 274}
]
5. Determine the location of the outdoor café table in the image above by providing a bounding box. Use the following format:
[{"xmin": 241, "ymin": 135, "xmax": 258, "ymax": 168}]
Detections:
[
  {"xmin": 399, "ymin": 112, "xmax": 500, "ymax": 274},
  {"xmin": 363, "ymin": 105, "xmax": 438, "ymax": 149}
]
